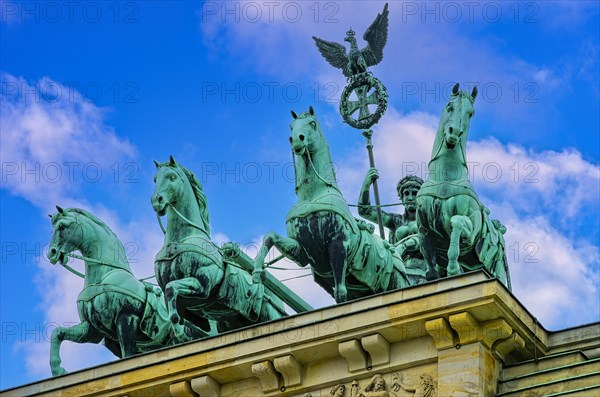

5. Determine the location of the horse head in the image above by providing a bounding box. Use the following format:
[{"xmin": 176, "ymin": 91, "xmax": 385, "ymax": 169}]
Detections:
[
  {"xmin": 289, "ymin": 106, "xmax": 324, "ymax": 157},
  {"xmin": 151, "ymin": 156, "xmax": 210, "ymax": 237},
  {"xmin": 151, "ymin": 155, "xmax": 188, "ymax": 217},
  {"xmin": 441, "ymin": 83, "xmax": 477, "ymax": 150},
  {"xmin": 48, "ymin": 206, "xmax": 83, "ymax": 265}
]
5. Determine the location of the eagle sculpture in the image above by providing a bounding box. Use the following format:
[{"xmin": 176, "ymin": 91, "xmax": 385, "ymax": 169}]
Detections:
[{"xmin": 312, "ymin": 3, "xmax": 389, "ymax": 79}]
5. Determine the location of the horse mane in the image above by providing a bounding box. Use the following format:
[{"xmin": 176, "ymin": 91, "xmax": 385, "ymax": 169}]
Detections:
[
  {"xmin": 173, "ymin": 163, "xmax": 211, "ymax": 235},
  {"xmin": 295, "ymin": 111, "xmax": 313, "ymax": 120},
  {"xmin": 63, "ymin": 208, "xmax": 122, "ymax": 244},
  {"xmin": 453, "ymin": 90, "xmax": 475, "ymax": 104}
]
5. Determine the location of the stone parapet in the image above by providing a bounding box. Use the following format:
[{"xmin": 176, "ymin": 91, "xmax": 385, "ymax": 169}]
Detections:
[{"xmin": 2, "ymin": 271, "xmax": 598, "ymax": 397}]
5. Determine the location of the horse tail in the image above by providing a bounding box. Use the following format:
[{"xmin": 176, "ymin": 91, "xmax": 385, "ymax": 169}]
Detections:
[{"xmin": 478, "ymin": 210, "xmax": 511, "ymax": 289}]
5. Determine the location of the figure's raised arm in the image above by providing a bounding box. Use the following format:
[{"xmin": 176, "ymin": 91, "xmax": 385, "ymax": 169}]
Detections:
[
  {"xmin": 358, "ymin": 167, "xmax": 378, "ymax": 218},
  {"xmin": 358, "ymin": 167, "xmax": 395, "ymax": 229}
]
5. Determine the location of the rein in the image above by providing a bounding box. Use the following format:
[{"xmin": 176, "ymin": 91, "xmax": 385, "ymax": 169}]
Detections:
[
  {"xmin": 57, "ymin": 259, "xmax": 85, "ymax": 278},
  {"xmin": 67, "ymin": 252, "xmax": 126, "ymax": 270},
  {"xmin": 62, "ymin": 252, "xmax": 158, "ymax": 284},
  {"xmin": 157, "ymin": 212, "xmax": 166, "ymax": 234},
  {"xmin": 293, "ymin": 142, "xmax": 343, "ymax": 197},
  {"xmin": 156, "ymin": 202, "xmax": 211, "ymax": 239},
  {"xmin": 168, "ymin": 203, "xmax": 210, "ymax": 236},
  {"xmin": 53, "ymin": 211, "xmax": 157, "ymax": 283},
  {"xmin": 155, "ymin": 202, "xmax": 222, "ymax": 253}
]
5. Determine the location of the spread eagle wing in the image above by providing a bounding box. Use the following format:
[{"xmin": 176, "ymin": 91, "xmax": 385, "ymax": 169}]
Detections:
[
  {"xmin": 362, "ymin": 2, "xmax": 389, "ymax": 67},
  {"xmin": 312, "ymin": 36, "xmax": 351, "ymax": 78}
]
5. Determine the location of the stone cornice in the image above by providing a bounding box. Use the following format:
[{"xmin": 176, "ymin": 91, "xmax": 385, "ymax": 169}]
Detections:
[{"xmin": 3, "ymin": 271, "xmax": 598, "ymax": 397}]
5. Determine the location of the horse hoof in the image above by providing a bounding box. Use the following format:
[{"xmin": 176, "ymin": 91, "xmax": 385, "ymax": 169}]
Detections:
[
  {"xmin": 335, "ymin": 290, "xmax": 348, "ymax": 303},
  {"xmin": 426, "ymin": 269, "xmax": 439, "ymax": 281},
  {"xmin": 52, "ymin": 366, "xmax": 68, "ymax": 376},
  {"xmin": 447, "ymin": 263, "xmax": 460, "ymax": 276}
]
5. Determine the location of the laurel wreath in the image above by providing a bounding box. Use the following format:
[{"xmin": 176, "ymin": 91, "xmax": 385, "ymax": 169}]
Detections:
[{"xmin": 339, "ymin": 74, "xmax": 388, "ymax": 130}]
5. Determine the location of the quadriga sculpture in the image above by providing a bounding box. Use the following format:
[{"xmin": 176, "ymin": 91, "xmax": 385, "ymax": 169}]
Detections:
[
  {"xmin": 151, "ymin": 156, "xmax": 286, "ymax": 338},
  {"xmin": 416, "ymin": 83, "xmax": 511, "ymax": 288},
  {"xmin": 46, "ymin": 207, "xmax": 201, "ymax": 376},
  {"xmin": 252, "ymin": 107, "xmax": 410, "ymax": 303}
]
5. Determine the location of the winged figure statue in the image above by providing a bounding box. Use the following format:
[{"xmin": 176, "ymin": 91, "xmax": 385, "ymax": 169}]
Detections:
[{"xmin": 312, "ymin": 3, "xmax": 389, "ymax": 79}]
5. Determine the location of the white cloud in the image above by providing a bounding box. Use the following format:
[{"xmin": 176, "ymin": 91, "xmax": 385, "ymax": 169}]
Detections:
[
  {"xmin": 469, "ymin": 139, "xmax": 600, "ymax": 224},
  {"xmin": 1, "ymin": 72, "xmax": 136, "ymax": 212},
  {"xmin": 501, "ymin": 212, "xmax": 599, "ymax": 329},
  {"xmin": 198, "ymin": 1, "xmax": 392, "ymax": 79}
]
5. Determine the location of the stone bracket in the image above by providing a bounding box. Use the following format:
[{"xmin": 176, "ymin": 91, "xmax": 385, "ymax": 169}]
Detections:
[
  {"xmin": 339, "ymin": 339, "xmax": 368, "ymax": 372},
  {"xmin": 442, "ymin": 312, "xmax": 523, "ymax": 364},
  {"xmin": 448, "ymin": 312, "xmax": 480, "ymax": 345},
  {"xmin": 169, "ymin": 380, "xmax": 198, "ymax": 397},
  {"xmin": 191, "ymin": 375, "xmax": 221, "ymax": 397},
  {"xmin": 425, "ymin": 317, "xmax": 456, "ymax": 350},
  {"xmin": 495, "ymin": 331, "xmax": 525, "ymax": 362},
  {"xmin": 252, "ymin": 360, "xmax": 281, "ymax": 393},
  {"xmin": 448, "ymin": 312, "xmax": 513, "ymax": 348},
  {"xmin": 427, "ymin": 312, "xmax": 521, "ymax": 363},
  {"xmin": 273, "ymin": 355, "xmax": 303, "ymax": 387},
  {"xmin": 481, "ymin": 318, "xmax": 513, "ymax": 349},
  {"xmin": 361, "ymin": 333, "xmax": 390, "ymax": 367}
]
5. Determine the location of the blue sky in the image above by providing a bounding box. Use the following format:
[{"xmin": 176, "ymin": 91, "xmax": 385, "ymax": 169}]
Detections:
[{"xmin": 1, "ymin": 0, "xmax": 599, "ymax": 390}]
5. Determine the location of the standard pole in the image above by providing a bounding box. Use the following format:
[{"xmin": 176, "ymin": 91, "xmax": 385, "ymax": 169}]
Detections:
[{"xmin": 362, "ymin": 129, "xmax": 386, "ymax": 240}]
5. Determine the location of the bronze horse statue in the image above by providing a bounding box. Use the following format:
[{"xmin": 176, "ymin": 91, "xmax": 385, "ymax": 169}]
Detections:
[
  {"xmin": 416, "ymin": 83, "xmax": 511, "ymax": 287},
  {"xmin": 151, "ymin": 157, "xmax": 286, "ymax": 339},
  {"xmin": 47, "ymin": 207, "xmax": 202, "ymax": 376},
  {"xmin": 252, "ymin": 107, "xmax": 410, "ymax": 303}
]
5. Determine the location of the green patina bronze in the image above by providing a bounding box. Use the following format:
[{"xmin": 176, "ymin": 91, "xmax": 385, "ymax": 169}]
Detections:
[
  {"xmin": 314, "ymin": 3, "xmax": 391, "ymax": 240},
  {"xmin": 252, "ymin": 107, "xmax": 410, "ymax": 303},
  {"xmin": 40, "ymin": 4, "xmax": 515, "ymax": 369},
  {"xmin": 358, "ymin": 171, "xmax": 428, "ymax": 285},
  {"xmin": 416, "ymin": 83, "xmax": 511, "ymax": 288},
  {"xmin": 313, "ymin": 3, "xmax": 389, "ymax": 129},
  {"xmin": 151, "ymin": 156, "xmax": 287, "ymax": 339},
  {"xmin": 46, "ymin": 207, "xmax": 203, "ymax": 376}
]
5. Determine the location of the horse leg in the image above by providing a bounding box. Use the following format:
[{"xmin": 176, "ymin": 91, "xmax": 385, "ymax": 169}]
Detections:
[
  {"xmin": 116, "ymin": 313, "xmax": 140, "ymax": 357},
  {"xmin": 50, "ymin": 321, "xmax": 102, "ymax": 376},
  {"xmin": 330, "ymin": 235, "xmax": 348, "ymax": 303},
  {"xmin": 447, "ymin": 215, "xmax": 474, "ymax": 276},
  {"xmin": 253, "ymin": 232, "xmax": 308, "ymax": 283},
  {"xmin": 165, "ymin": 277, "xmax": 210, "ymax": 339},
  {"xmin": 179, "ymin": 318, "xmax": 212, "ymax": 341},
  {"xmin": 418, "ymin": 225, "xmax": 439, "ymax": 280},
  {"xmin": 417, "ymin": 200, "xmax": 439, "ymax": 281}
]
